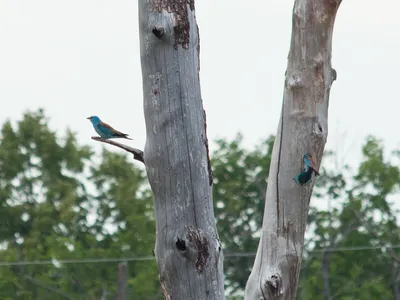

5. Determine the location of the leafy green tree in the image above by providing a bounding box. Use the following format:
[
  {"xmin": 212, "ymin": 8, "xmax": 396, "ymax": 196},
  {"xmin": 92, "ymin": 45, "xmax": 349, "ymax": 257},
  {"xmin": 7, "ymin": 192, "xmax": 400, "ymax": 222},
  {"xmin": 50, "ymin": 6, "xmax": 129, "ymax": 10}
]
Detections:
[
  {"xmin": 3, "ymin": 110, "xmax": 400, "ymax": 299},
  {"xmin": 0, "ymin": 109, "xmax": 159, "ymax": 299},
  {"xmin": 299, "ymin": 136, "xmax": 400, "ymax": 300},
  {"xmin": 211, "ymin": 133, "xmax": 274, "ymax": 295},
  {"xmin": 0, "ymin": 109, "xmax": 93, "ymax": 299},
  {"xmin": 89, "ymin": 149, "xmax": 159, "ymax": 299},
  {"xmin": 212, "ymin": 134, "xmax": 400, "ymax": 299}
]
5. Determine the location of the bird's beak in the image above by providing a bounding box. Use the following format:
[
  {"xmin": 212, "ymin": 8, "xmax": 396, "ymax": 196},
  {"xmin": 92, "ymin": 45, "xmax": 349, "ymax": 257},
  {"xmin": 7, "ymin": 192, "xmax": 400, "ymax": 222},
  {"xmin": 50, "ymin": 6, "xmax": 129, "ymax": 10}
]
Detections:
[{"xmin": 86, "ymin": 117, "xmax": 91, "ymax": 120}]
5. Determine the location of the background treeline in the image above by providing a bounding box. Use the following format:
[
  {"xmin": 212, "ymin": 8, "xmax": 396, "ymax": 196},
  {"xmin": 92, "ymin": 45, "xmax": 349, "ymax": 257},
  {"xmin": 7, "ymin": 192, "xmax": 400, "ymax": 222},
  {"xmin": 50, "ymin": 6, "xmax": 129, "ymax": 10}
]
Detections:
[{"xmin": 0, "ymin": 109, "xmax": 399, "ymax": 299}]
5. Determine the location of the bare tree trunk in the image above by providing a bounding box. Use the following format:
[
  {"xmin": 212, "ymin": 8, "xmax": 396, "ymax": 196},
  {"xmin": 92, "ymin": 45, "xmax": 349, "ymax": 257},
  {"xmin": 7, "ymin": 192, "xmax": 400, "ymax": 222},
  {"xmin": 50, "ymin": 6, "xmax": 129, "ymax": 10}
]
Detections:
[
  {"xmin": 138, "ymin": 1, "xmax": 224, "ymax": 299},
  {"xmin": 245, "ymin": 0, "xmax": 342, "ymax": 299}
]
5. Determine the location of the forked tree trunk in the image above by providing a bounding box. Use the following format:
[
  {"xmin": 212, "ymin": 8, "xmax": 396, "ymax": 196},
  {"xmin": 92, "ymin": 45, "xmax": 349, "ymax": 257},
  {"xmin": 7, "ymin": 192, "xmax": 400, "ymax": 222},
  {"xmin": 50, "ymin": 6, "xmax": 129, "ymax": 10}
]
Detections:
[
  {"xmin": 138, "ymin": 1, "xmax": 224, "ymax": 299},
  {"xmin": 245, "ymin": 0, "xmax": 342, "ymax": 299}
]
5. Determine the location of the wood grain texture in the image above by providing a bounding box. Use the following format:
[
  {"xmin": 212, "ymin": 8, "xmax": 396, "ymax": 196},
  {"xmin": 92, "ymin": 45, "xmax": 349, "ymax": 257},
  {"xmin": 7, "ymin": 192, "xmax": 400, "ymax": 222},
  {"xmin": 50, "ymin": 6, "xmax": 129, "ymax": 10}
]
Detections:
[
  {"xmin": 138, "ymin": 1, "xmax": 224, "ymax": 299},
  {"xmin": 245, "ymin": 0, "xmax": 342, "ymax": 299}
]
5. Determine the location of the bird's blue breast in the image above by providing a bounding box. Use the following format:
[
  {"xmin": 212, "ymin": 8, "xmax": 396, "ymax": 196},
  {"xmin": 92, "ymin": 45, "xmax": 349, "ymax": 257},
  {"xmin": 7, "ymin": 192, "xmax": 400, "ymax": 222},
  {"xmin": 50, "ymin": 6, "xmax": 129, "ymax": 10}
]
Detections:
[{"xmin": 93, "ymin": 124, "xmax": 109, "ymax": 138}]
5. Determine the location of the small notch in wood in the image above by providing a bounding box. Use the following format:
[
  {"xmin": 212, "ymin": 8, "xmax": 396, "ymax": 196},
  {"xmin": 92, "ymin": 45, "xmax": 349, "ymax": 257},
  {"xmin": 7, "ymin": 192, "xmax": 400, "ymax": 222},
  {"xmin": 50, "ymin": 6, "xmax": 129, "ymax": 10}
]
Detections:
[
  {"xmin": 264, "ymin": 274, "xmax": 282, "ymax": 296},
  {"xmin": 176, "ymin": 238, "xmax": 186, "ymax": 251},
  {"xmin": 331, "ymin": 68, "xmax": 337, "ymax": 81}
]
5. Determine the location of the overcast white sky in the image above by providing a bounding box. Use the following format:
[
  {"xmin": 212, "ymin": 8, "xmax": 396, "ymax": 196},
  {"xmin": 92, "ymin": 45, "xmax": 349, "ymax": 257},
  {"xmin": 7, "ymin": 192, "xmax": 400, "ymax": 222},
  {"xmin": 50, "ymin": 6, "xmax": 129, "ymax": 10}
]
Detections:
[{"xmin": 0, "ymin": 0, "xmax": 399, "ymax": 169}]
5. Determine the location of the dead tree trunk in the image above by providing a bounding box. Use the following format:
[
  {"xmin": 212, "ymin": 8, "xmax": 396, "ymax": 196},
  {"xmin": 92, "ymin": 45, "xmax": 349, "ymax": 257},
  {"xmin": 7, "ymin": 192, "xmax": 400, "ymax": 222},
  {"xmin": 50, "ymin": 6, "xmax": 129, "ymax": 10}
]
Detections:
[
  {"xmin": 138, "ymin": 1, "xmax": 224, "ymax": 299},
  {"xmin": 245, "ymin": 0, "xmax": 342, "ymax": 299}
]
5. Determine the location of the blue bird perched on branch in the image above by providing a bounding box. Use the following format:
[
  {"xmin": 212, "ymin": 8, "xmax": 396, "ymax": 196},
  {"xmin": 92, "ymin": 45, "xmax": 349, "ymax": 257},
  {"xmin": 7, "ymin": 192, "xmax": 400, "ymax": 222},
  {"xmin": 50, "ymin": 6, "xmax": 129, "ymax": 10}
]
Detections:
[{"xmin": 87, "ymin": 116, "xmax": 133, "ymax": 140}]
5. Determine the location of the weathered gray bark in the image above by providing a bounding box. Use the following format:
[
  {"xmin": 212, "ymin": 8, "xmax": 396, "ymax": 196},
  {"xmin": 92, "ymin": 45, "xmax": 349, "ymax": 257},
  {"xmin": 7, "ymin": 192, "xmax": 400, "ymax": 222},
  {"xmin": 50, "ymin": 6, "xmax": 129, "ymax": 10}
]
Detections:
[
  {"xmin": 245, "ymin": 0, "xmax": 342, "ymax": 299},
  {"xmin": 138, "ymin": 1, "xmax": 224, "ymax": 299}
]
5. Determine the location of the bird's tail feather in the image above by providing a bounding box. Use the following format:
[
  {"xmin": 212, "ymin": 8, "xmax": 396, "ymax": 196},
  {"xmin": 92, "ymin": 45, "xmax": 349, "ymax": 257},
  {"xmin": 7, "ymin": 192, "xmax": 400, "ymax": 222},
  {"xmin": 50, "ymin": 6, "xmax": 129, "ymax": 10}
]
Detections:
[{"xmin": 121, "ymin": 134, "xmax": 133, "ymax": 140}]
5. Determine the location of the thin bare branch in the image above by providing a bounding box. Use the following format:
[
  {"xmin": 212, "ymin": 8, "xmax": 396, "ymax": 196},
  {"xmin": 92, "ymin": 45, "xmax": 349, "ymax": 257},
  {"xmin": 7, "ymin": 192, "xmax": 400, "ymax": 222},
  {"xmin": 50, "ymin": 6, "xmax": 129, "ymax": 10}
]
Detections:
[
  {"xmin": 91, "ymin": 137, "xmax": 144, "ymax": 164},
  {"xmin": 23, "ymin": 275, "xmax": 74, "ymax": 300}
]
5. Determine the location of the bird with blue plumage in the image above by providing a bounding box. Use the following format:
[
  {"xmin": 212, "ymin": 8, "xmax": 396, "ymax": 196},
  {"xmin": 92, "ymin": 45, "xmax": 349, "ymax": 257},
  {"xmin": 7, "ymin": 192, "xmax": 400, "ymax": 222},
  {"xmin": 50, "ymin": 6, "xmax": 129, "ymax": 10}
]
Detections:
[
  {"xmin": 87, "ymin": 116, "xmax": 133, "ymax": 140},
  {"xmin": 293, "ymin": 165, "xmax": 313, "ymax": 186},
  {"xmin": 303, "ymin": 153, "xmax": 320, "ymax": 176},
  {"xmin": 293, "ymin": 153, "xmax": 320, "ymax": 186}
]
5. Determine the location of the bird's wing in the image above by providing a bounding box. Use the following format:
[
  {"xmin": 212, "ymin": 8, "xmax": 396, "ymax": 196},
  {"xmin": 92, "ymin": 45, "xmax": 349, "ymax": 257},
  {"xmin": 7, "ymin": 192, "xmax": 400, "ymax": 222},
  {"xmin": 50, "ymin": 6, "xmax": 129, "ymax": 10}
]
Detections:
[
  {"xmin": 309, "ymin": 156, "xmax": 319, "ymax": 171},
  {"xmin": 97, "ymin": 121, "xmax": 126, "ymax": 136}
]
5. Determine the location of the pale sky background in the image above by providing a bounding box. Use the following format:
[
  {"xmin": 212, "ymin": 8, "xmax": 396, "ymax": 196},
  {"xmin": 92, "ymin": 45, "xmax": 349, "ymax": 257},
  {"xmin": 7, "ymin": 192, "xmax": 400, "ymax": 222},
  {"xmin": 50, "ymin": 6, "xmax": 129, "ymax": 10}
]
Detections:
[{"xmin": 0, "ymin": 0, "xmax": 399, "ymax": 170}]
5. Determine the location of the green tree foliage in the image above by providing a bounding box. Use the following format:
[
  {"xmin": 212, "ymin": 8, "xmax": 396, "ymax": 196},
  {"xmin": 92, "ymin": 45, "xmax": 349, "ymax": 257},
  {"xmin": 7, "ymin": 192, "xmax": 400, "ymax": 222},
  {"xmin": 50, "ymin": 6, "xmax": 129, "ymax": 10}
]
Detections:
[
  {"xmin": 0, "ymin": 109, "xmax": 159, "ymax": 299},
  {"xmin": 299, "ymin": 137, "xmax": 400, "ymax": 300},
  {"xmin": 211, "ymin": 134, "xmax": 400, "ymax": 299},
  {"xmin": 211, "ymin": 133, "xmax": 274, "ymax": 295},
  {"xmin": 2, "ymin": 110, "xmax": 400, "ymax": 299}
]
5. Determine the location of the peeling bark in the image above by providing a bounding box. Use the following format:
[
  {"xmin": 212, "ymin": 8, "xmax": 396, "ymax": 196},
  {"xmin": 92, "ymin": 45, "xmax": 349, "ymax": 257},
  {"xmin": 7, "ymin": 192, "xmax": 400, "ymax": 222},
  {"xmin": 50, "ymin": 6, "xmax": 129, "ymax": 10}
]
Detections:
[
  {"xmin": 138, "ymin": 1, "xmax": 224, "ymax": 299},
  {"xmin": 245, "ymin": 0, "xmax": 342, "ymax": 299}
]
